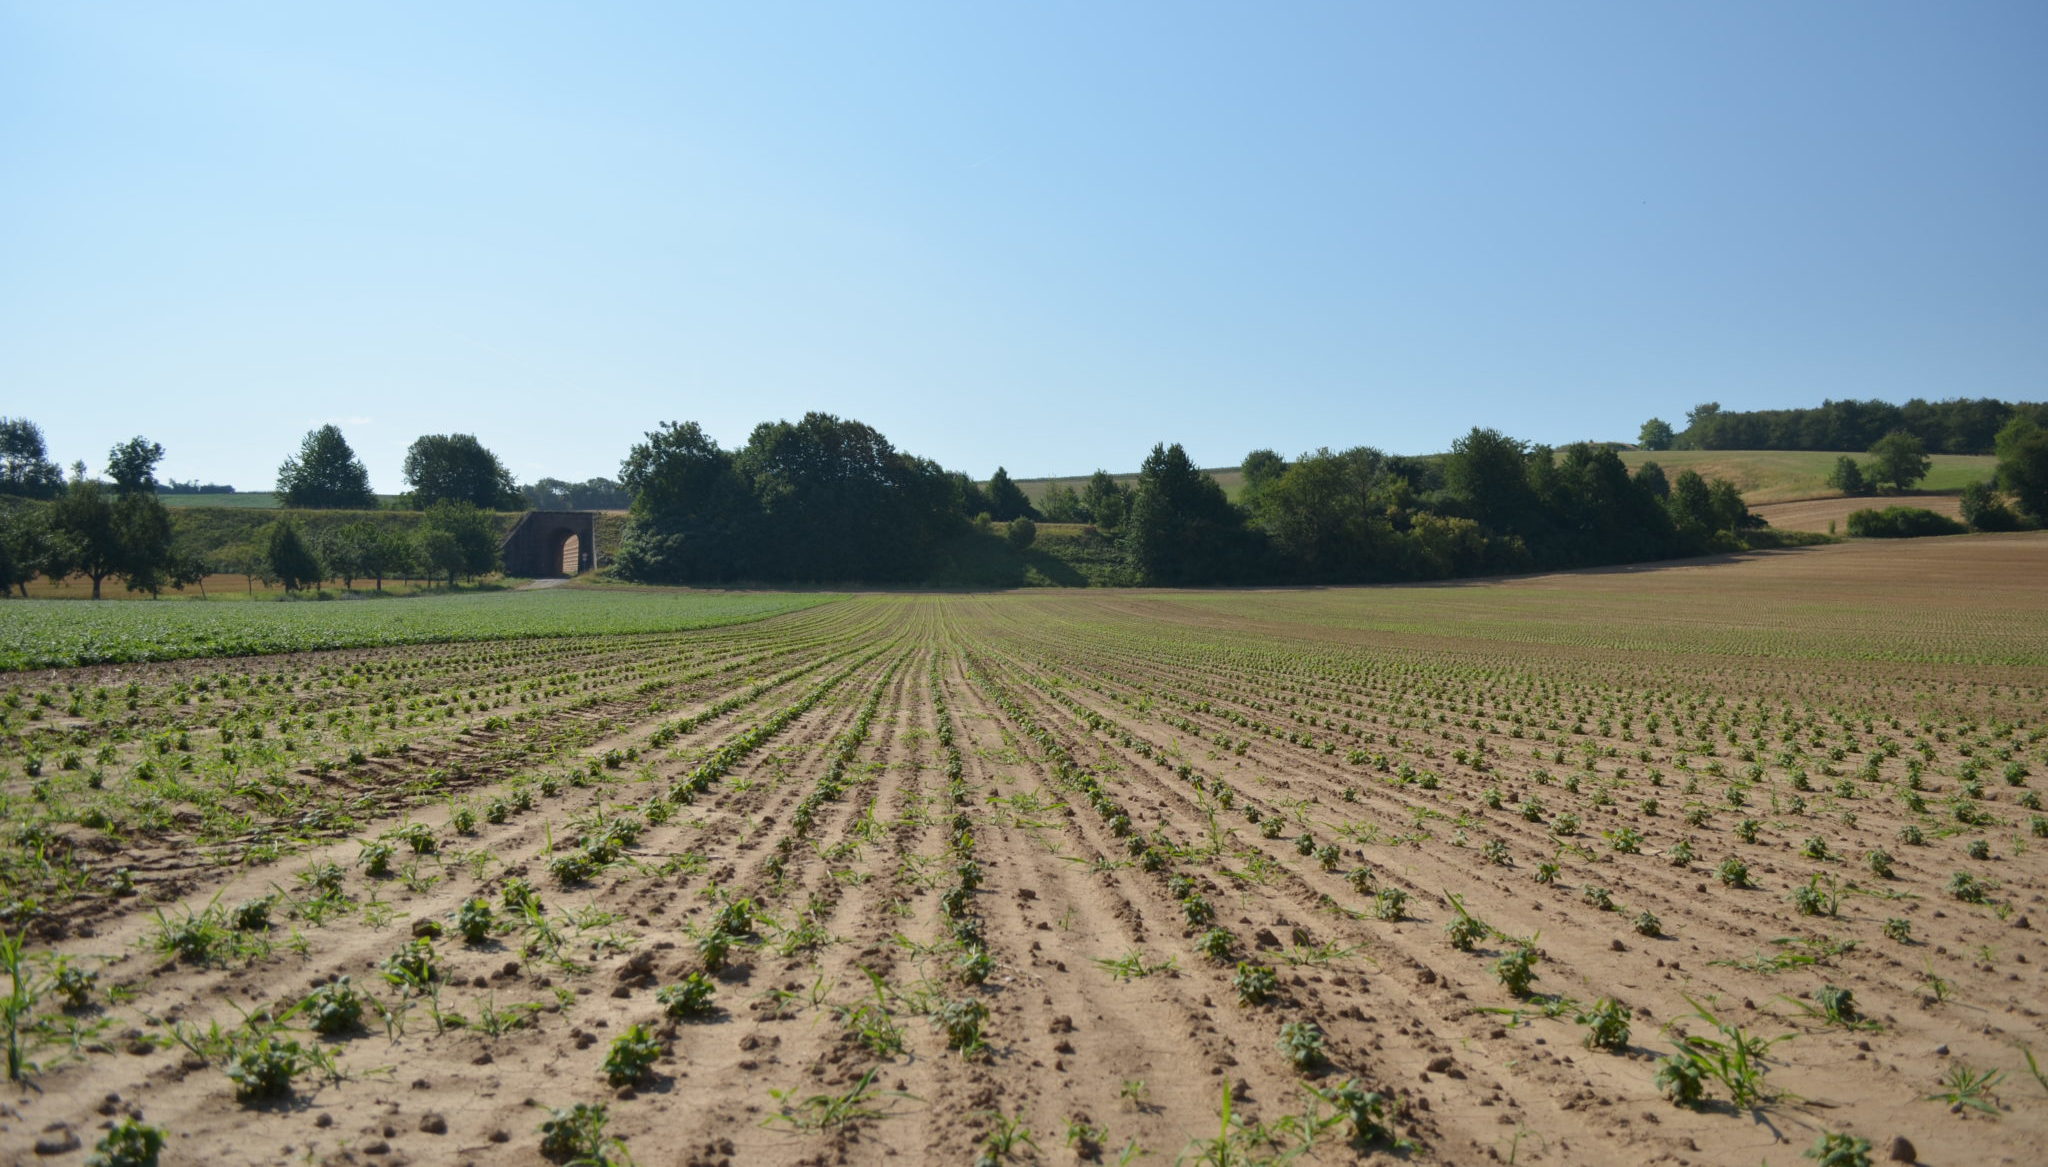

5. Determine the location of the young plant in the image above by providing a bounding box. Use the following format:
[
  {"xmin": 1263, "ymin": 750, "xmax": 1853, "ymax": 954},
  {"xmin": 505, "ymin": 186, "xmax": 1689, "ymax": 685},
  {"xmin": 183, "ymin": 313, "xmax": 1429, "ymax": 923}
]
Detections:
[
  {"xmin": 300, "ymin": 977, "xmax": 366, "ymax": 1036},
  {"xmin": 1371, "ymin": 887, "xmax": 1408, "ymax": 921},
  {"xmin": 1658, "ymin": 995, "xmax": 1792, "ymax": 1108},
  {"xmin": 1275, "ymin": 1019, "xmax": 1325, "ymax": 1072},
  {"xmin": 1926, "ymin": 1064, "xmax": 2003, "ymax": 1115},
  {"xmin": 656, "ymin": 972, "xmax": 717, "ymax": 1019},
  {"xmin": 1815, "ymin": 984, "xmax": 1859, "ymax": 1026},
  {"xmin": 934, "ymin": 997, "xmax": 989, "ymax": 1057},
  {"xmin": 1803, "ymin": 1131, "xmax": 1872, "ymax": 1167},
  {"xmin": 1233, "ymin": 962, "xmax": 1279, "ymax": 1007},
  {"xmin": 1442, "ymin": 891, "xmax": 1489, "ymax": 952},
  {"xmin": 600, "ymin": 1023, "xmax": 663, "ymax": 1086},
  {"xmin": 456, "ymin": 898, "xmax": 495, "ymax": 945},
  {"xmin": 87, "ymin": 1117, "xmax": 167, "ymax": 1167},
  {"xmin": 1492, "ymin": 943, "xmax": 1540, "ymax": 997},
  {"xmin": 379, "ymin": 938, "xmax": 440, "ymax": 992},
  {"xmin": 223, "ymin": 1033, "xmax": 315, "ymax": 1101},
  {"xmin": 1196, "ymin": 928, "xmax": 1235, "ymax": 964},
  {"xmin": 1577, "ymin": 997, "xmax": 1630, "ymax": 1051},
  {"xmin": 538, "ymin": 1102, "xmax": 627, "ymax": 1165},
  {"xmin": 1312, "ymin": 1078, "xmax": 1399, "ymax": 1146}
]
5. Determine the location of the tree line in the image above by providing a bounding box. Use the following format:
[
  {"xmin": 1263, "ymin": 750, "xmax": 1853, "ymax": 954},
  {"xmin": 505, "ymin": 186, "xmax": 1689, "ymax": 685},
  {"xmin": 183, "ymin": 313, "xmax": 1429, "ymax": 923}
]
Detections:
[
  {"xmin": 612, "ymin": 414, "xmax": 1780, "ymax": 587},
  {"xmin": 12, "ymin": 403, "xmax": 2045, "ymax": 596},
  {"xmin": 1641, "ymin": 397, "xmax": 2048, "ymax": 455}
]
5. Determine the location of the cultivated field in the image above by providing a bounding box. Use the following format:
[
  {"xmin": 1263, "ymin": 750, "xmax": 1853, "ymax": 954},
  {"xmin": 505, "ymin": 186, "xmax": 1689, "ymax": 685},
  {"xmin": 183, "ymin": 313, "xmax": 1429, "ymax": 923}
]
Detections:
[{"xmin": 2, "ymin": 535, "xmax": 2046, "ymax": 1165}]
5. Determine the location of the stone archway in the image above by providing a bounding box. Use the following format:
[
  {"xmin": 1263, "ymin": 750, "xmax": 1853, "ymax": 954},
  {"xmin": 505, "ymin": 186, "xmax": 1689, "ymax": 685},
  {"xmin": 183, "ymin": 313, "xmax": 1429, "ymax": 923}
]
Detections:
[
  {"xmin": 552, "ymin": 530, "xmax": 582, "ymax": 576},
  {"xmin": 500, "ymin": 511, "xmax": 598, "ymax": 578}
]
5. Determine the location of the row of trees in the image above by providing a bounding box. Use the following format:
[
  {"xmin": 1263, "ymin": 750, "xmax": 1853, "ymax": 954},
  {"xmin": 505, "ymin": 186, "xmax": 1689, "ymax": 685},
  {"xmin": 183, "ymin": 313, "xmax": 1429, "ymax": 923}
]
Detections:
[
  {"xmin": 1653, "ymin": 397, "xmax": 2047, "ymax": 455},
  {"xmin": 247, "ymin": 503, "xmax": 502, "ymax": 592},
  {"xmin": 1, "ymin": 418, "xmax": 508, "ymax": 597},
  {"xmin": 519, "ymin": 477, "xmax": 630, "ymax": 511},
  {"xmin": 1194, "ymin": 432, "xmax": 1754, "ymax": 585},
  {"xmin": 0, "ymin": 428, "xmax": 190, "ymax": 598},
  {"xmin": 275, "ymin": 425, "xmax": 521, "ymax": 511},
  {"xmin": 281, "ymin": 427, "xmax": 635, "ymax": 513}
]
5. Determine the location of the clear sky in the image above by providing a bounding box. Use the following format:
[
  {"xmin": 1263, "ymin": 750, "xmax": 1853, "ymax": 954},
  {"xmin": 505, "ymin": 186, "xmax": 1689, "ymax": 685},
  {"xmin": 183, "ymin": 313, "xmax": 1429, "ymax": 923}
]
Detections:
[{"xmin": 4, "ymin": 2, "xmax": 2044, "ymax": 492}]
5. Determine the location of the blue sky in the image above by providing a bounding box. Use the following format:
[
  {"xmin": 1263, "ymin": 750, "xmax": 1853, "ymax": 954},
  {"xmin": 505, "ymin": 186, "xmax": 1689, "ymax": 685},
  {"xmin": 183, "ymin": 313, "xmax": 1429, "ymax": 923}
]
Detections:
[{"xmin": 4, "ymin": 1, "xmax": 2044, "ymax": 491}]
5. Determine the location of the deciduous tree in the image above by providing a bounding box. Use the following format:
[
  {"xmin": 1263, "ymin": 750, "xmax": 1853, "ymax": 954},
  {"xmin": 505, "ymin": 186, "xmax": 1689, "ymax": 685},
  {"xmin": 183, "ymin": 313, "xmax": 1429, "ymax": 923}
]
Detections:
[
  {"xmin": 1994, "ymin": 416, "xmax": 2048, "ymax": 522},
  {"xmin": 1826, "ymin": 455, "xmax": 1867, "ymax": 496},
  {"xmin": 1866, "ymin": 431, "xmax": 1930, "ymax": 493},
  {"xmin": 265, "ymin": 520, "xmax": 324, "ymax": 592},
  {"xmin": 0, "ymin": 418, "xmax": 63, "ymax": 499},
  {"xmin": 105, "ymin": 436, "xmax": 165, "ymax": 494},
  {"xmin": 278, "ymin": 425, "xmax": 377, "ymax": 509},
  {"xmin": 403, "ymin": 434, "xmax": 519, "ymax": 510}
]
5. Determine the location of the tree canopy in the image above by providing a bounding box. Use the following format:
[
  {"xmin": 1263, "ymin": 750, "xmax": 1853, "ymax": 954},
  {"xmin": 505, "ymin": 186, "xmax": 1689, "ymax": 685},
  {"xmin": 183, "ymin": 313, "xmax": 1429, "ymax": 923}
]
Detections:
[
  {"xmin": 1995, "ymin": 416, "xmax": 2048, "ymax": 523},
  {"xmin": 1866, "ymin": 430, "xmax": 1931, "ymax": 493},
  {"xmin": 986, "ymin": 467, "xmax": 1035, "ymax": 522},
  {"xmin": 403, "ymin": 434, "xmax": 519, "ymax": 510},
  {"xmin": 278, "ymin": 425, "xmax": 377, "ymax": 509},
  {"xmin": 105, "ymin": 436, "xmax": 165, "ymax": 495},
  {"xmin": 0, "ymin": 417, "xmax": 64, "ymax": 499}
]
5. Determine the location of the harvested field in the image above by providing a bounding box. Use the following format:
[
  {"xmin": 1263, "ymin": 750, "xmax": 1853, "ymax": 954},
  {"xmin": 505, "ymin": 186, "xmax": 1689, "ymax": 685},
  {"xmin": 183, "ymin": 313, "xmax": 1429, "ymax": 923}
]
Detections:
[
  {"xmin": 1752, "ymin": 494, "xmax": 1965, "ymax": 535},
  {"xmin": 3, "ymin": 534, "xmax": 2046, "ymax": 1165}
]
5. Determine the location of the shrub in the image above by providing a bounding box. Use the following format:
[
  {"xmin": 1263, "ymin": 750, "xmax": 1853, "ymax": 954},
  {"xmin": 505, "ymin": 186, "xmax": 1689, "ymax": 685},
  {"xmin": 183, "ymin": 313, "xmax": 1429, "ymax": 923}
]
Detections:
[
  {"xmin": 1845, "ymin": 507, "xmax": 1966, "ymax": 539},
  {"xmin": 1960, "ymin": 481, "xmax": 2020, "ymax": 531}
]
